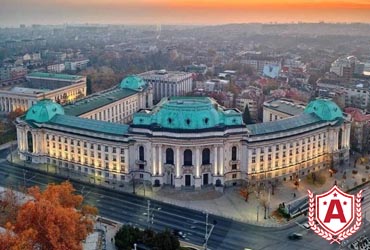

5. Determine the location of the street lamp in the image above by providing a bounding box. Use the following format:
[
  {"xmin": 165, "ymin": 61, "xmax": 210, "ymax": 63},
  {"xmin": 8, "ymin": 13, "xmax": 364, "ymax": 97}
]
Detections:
[
  {"xmin": 132, "ymin": 173, "xmax": 136, "ymax": 194},
  {"xmin": 204, "ymin": 212, "xmax": 209, "ymax": 250}
]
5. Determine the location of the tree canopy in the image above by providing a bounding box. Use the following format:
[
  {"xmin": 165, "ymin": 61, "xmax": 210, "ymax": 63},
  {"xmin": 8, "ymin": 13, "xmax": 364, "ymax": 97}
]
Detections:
[{"xmin": 0, "ymin": 181, "xmax": 98, "ymax": 250}]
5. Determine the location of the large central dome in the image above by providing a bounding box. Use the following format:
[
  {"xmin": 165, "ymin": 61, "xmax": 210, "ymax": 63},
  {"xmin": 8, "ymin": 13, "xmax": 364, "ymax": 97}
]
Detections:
[{"xmin": 133, "ymin": 97, "xmax": 243, "ymax": 130}]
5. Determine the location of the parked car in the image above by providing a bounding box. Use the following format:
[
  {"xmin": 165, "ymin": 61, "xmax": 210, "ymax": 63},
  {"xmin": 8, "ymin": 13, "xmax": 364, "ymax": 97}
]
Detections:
[{"xmin": 288, "ymin": 233, "xmax": 303, "ymax": 240}]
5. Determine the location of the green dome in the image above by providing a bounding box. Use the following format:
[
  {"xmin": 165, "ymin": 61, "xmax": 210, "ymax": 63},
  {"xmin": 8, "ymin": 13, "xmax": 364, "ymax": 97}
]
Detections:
[
  {"xmin": 25, "ymin": 99, "xmax": 64, "ymax": 123},
  {"xmin": 120, "ymin": 75, "xmax": 146, "ymax": 91},
  {"xmin": 133, "ymin": 97, "xmax": 243, "ymax": 130},
  {"xmin": 304, "ymin": 99, "xmax": 343, "ymax": 121}
]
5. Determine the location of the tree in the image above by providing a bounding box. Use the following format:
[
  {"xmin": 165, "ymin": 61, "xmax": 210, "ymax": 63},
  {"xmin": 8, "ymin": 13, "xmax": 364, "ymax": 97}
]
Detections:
[
  {"xmin": 7, "ymin": 108, "xmax": 24, "ymax": 122},
  {"xmin": 152, "ymin": 230, "xmax": 180, "ymax": 250},
  {"xmin": 242, "ymin": 104, "xmax": 253, "ymax": 124},
  {"xmin": 0, "ymin": 181, "xmax": 98, "ymax": 250}
]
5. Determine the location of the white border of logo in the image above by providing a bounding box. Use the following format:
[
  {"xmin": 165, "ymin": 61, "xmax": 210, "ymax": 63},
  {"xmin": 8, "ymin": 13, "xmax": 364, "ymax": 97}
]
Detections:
[{"xmin": 307, "ymin": 188, "xmax": 363, "ymax": 244}]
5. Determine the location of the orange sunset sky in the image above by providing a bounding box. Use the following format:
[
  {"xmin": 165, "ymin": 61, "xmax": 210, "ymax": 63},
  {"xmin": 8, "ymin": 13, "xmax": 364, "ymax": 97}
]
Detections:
[{"xmin": 1, "ymin": 0, "xmax": 370, "ymax": 26}]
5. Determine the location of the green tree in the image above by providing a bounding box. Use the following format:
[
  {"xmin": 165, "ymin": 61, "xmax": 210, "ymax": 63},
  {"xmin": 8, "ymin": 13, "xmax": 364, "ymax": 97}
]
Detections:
[
  {"xmin": 242, "ymin": 104, "xmax": 253, "ymax": 124},
  {"xmin": 152, "ymin": 230, "xmax": 180, "ymax": 250}
]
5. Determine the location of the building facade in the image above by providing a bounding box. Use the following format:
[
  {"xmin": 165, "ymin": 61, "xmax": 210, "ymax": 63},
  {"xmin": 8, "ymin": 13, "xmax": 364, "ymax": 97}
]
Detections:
[
  {"xmin": 16, "ymin": 97, "xmax": 350, "ymax": 189},
  {"xmin": 139, "ymin": 70, "xmax": 193, "ymax": 102},
  {"xmin": 0, "ymin": 72, "xmax": 87, "ymax": 112}
]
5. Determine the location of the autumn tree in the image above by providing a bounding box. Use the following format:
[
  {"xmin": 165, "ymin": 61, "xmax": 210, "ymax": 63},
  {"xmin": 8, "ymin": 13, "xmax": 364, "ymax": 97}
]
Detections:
[
  {"xmin": 0, "ymin": 181, "xmax": 98, "ymax": 250},
  {"xmin": 7, "ymin": 108, "xmax": 25, "ymax": 122}
]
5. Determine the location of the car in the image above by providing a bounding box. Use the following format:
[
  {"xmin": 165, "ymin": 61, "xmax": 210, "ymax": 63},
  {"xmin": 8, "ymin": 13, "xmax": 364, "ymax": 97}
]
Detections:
[
  {"xmin": 302, "ymin": 222, "xmax": 310, "ymax": 229},
  {"xmin": 172, "ymin": 229, "xmax": 186, "ymax": 239},
  {"xmin": 288, "ymin": 233, "xmax": 303, "ymax": 240}
]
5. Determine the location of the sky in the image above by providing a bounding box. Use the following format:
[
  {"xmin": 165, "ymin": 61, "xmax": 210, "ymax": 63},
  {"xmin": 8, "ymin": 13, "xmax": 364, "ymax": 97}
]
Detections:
[{"xmin": 1, "ymin": 0, "xmax": 370, "ymax": 27}]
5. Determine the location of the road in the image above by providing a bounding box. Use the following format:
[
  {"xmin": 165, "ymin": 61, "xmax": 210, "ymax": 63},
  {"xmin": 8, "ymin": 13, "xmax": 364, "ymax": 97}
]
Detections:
[{"xmin": 0, "ymin": 148, "xmax": 345, "ymax": 250}]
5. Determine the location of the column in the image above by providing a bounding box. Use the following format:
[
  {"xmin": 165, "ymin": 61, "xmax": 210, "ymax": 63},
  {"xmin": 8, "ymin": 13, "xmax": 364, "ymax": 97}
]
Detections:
[
  {"xmin": 152, "ymin": 145, "xmax": 157, "ymax": 175},
  {"xmin": 219, "ymin": 146, "xmax": 224, "ymax": 175},
  {"xmin": 32, "ymin": 133, "xmax": 37, "ymax": 154},
  {"xmin": 213, "ymin": 146, "xmax": 218, "ymax": 175},
  {"xmin": 158, "ymin": 145, "xmax": 162, "ymax": 175},
  {"xmin": 195, "ymin": 147, "xmax": 200, "ymax": 178},
  {"xmin": 176, "ymin": 147, "xmax": 180, "ymax": 177}
]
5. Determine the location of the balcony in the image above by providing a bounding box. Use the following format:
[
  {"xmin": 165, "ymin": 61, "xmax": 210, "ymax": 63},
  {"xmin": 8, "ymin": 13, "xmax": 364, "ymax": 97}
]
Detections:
[
  {"xmin": 135, "ymin": 160, "xmax": 147, "ymax": 165},
  {"xmin": 229, "ymin": 160, "xmax": 240, "ymax": 165}
]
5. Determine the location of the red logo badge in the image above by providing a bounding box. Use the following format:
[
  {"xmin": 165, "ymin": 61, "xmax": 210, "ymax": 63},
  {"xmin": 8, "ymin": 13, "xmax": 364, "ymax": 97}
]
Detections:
[{"xmin": 308, "ymin": 186, "xmax": 363, "ymax": 244}]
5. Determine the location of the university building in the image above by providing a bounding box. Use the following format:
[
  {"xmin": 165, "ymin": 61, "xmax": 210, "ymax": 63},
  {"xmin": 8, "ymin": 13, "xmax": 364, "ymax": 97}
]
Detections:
[
  {"xmin": 0, "ymin": 72, "xmax": 87, "ymax": 112},
  {"xmin": 16, "ymin": 83, "xmax": 350, "ymax": 189}
]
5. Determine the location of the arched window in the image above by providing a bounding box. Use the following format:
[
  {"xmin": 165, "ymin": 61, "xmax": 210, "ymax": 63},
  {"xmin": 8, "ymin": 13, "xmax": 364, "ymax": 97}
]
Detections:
[
  {"xmin": 166, "ymin": 148, "xmax": 174, "ymax": 165},
  {"xmin": 202, "ymin": 148, "xmax": 210, "ymax": 165},
  {"xmin": 232, "ymin": 146, "xmax": 237, "ymax": 161},
  {"xmin": 184, "ymin": 149, "xmax": 192, "ymax": 166},
  {"xmin": 27, "ymin": 131, "xmax": 33, "ymax": 153},
  {"xmin": 139, "ymin": 146, "xmax": 145, "ymax": 161}
]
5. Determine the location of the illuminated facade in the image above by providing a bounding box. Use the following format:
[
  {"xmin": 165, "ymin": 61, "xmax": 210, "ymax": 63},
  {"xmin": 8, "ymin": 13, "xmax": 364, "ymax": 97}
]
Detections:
[
  {"xmin": 0, "ymin": 72, "xmax": 87, "ymax": 112},
  {"xmin": 16, "ymin": 95, "xmax": 350, "ymax": 189}
]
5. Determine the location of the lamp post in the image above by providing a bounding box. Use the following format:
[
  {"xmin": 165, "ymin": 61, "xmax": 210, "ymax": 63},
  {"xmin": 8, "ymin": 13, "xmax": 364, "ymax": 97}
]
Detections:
[
  {"xmin": 132, "ymin": 173, "xmax": 136, "ymax": 194},
  {"xmin": 204, "ymin": 212, "xmax": 209, "ymax": 250}
]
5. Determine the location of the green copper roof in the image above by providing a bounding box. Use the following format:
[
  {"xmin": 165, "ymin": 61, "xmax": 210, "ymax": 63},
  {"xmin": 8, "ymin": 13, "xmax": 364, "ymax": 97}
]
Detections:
[
  {"xmin": 64, "ymin": 87, "xmax": 137, "ymax": 116},
  {"xmin": 247, "ymin": 113, "xmax": 323, "ymax": 136},
  {"xmin": 25, "ymin": 99, "xmax": 64, "ymax": 123},
  {"xmin": 120, "ymin": 75, "xmax": 146, "ymax": 91},
  {"xmin": 304, "ymin": 99, "xmax": 343, "ymax": 121},
  {"xmin": 27, "ymin": 72, "xmax": 84, "ymax": 81},
  {"xmin": 48, "ymin": 114, "xmax": 129, "ymax": 136},
  {"xmin": 133, "ymin": 96, "xmax": 243, "ymax": 130}
]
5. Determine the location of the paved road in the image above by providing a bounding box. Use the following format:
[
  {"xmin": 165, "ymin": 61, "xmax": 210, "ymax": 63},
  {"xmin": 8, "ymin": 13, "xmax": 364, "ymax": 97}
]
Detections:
[{"xmin": 0, "ymin": 149, "xmax": 342, "ymax": 250}]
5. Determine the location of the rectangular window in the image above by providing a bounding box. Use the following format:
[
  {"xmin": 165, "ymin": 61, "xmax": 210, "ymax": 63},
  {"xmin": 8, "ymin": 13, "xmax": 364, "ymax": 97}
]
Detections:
[
  {"xmin": 232, "ymin": 174, "xmax": 237, "ymax": 179},
  {"xmin": 260, "ymin": 156, "xmax": 264, "ymax": 162},
  {"xmin": 113, "ymin": 147, "xmax": 116, "ymax": 153},
  {"xmin": 121, "ymin": 148, "xmax": 125, "ymax": 154}
]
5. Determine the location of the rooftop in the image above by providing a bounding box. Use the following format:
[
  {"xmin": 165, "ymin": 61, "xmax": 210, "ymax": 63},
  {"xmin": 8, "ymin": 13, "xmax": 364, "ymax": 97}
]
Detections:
[
  {"xmin": 27, "ymin": 72, "xmax": 85, "ymax": 81},
  {"xmin": 10, "ymin": 87, "xmax": 49, "ymax": 95},
  {"xmin": 25, "ymin": 99, "xmax": 64, "ymax": 123},
  {"xmin": 304, "ymin": 99, "xmax": 343, "ymax": 121},
  {"xmin": 64, "ymin": 87, "xmax": 137, "ymax": 116},
  {"xmin": 247, "ymin": 113, "xmax": 323, "ymax": 136},
  {"xmin": 133, "ymin": 96, "xmax": 243, "ymax": 130},
  {"xmin": 48, "ymin": 114, "xmax": 129, "ymax": 136},
  {"xmin": 264, "ymin": 99, "xmax": 306, "ymax": 116},
  {"xmin": 139, "ymin": 70, "xmax": 192, "ymax": 81}
]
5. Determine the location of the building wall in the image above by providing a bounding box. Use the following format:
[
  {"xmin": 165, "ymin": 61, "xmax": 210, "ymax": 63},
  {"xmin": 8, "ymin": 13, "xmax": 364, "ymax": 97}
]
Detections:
[{"xmin": 0, "ymin": 81, "xmax": 86, "ymax": 112}]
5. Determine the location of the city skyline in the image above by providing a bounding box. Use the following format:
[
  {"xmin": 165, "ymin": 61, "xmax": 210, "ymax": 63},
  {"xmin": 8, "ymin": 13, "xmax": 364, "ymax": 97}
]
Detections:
[{"xmin": 1, "ymin": 0, "xmax": 370, "ymax": 27}]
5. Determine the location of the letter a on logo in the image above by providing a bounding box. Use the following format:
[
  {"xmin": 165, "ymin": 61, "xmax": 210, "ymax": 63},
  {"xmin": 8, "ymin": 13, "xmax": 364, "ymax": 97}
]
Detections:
[{"xmin": 324, "ymin": 199, "xmax": 346, "ymax": 223}]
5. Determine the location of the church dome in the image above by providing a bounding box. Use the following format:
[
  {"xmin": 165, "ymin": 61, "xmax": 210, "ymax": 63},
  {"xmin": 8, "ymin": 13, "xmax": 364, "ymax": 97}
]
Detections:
[
  {"xmin": 25, "ymin": 99, "xmax": 64, "ymax": 123},
  {"xmin": 119, "ymin": 75, "xmax": 146, "ymax": 91},
  {"xmin": 304, "ymin": 99, "xmax": 343, "ymax": 121}
]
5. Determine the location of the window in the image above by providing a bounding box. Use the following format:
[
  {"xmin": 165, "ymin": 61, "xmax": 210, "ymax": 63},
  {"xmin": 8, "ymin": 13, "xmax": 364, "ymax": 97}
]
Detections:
[
  {"xmin": 139, "ymin": 146, "xmax": 145, "ymax": 161},
  {"xmin": 260, "ymin": 156, "xmax": 264, "ymax": 162},
  {"xmin": 184, "ymin": 149, "xmax": 192, "ymax": 166},
  {"xmin": 113, "ymin": 147, "xmax": 116, "ymax": 153},
  {"xmin": 252, "ymin": 157, "xmax": 256, "ymax": 163},
  {"xmin": 105, "ymin": 146, "xmax": 109, "ymax": 152},
  {"xmin": 98, "ymin": 145, "xmax": 101, "ymax": 150},
  {"xmin": 202, "ymin": 148, "xmax": 211, "ymax": 165},
  {"xmin": 166, "ymin": 148, "xmax": 174, "ymax": 164},
  {"xmin": 232, "ymin": 174, "xmax": 237, "ymax": 179},
  {"xmin": 231, "ymin": 146, "xmax": 237, "ymax": 161},
  {"xmin": 121, "ymin": 148, "xmax": 125, "ymax": 154}
]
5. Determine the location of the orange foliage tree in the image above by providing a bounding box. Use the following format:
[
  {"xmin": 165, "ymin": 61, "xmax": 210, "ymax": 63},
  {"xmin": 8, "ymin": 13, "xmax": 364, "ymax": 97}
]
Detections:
[
  {"xmin": 239, "ymin": 187, "xmax": 249, "ymax": 202},
  {"xmin": 0, "ymin": 181, "xmax": 98, "ymax": 250}
]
